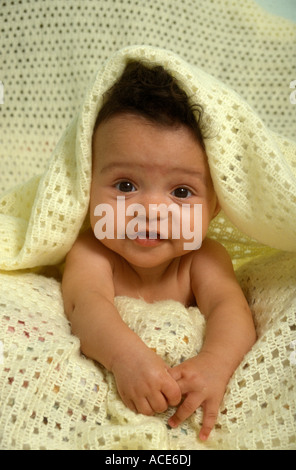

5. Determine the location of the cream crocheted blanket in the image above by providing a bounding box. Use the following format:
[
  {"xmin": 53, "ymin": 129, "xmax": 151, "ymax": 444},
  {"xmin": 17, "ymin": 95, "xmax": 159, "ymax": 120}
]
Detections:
[{"xmin": 0, "ymin": 1, "xmax": 296, "ymax": 450}]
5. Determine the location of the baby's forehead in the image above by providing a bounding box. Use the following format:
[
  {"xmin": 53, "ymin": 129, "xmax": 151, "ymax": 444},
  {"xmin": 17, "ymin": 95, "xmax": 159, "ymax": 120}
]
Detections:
[
  {"xmin": 93, "ymin": 112, "xmax": 202, "ymax": 142},
  {"xmin": 93, "ymin": 112, "xmax": 205, "ymax": 149},
  {"xmin": 93, "ymin": 118, "xmax": 210, "ymax": 184}
]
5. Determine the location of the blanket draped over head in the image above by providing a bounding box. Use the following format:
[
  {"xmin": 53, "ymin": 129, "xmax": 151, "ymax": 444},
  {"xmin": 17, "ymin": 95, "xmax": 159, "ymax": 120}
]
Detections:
[{"xmin": 0, "ymin": 43, "xmax": 295, "ymax": 450}]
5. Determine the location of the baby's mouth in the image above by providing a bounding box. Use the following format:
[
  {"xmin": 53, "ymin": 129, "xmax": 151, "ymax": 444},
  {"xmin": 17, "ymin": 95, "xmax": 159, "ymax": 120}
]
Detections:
[
  {"xmin": 132, "ymin": 230, "xmax": 165, "ymax": 247},
  {"xmin": 136, "ymin": 230, "xmax": 161, "ymax": 240}
]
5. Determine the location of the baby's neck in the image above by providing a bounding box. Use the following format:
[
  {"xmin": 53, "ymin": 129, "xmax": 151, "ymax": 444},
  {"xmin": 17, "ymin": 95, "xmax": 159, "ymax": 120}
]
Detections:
[{"xmin": 128, "ymin": 259, "xmax": 178, "ymax": 286}]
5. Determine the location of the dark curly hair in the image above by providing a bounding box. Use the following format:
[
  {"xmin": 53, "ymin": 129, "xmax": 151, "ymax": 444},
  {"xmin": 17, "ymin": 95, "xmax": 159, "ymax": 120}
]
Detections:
[{"xmin": 94, "ymin": 60, "xmax": 205, "ymax": 147}]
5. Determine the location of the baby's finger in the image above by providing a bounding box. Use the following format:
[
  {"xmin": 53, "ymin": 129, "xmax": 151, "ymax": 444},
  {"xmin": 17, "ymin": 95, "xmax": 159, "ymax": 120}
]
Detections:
[
  {"xmin": 168, "ymin": 393, "xmax": 202, "ymax": 428},
  {"xmin": 199, "ymin": 400, "xmax": 219, "ymax": 441},
  {"xmin": 167, "ymin": 364, "xmax": 182, "ymax": 382},
  {"xmin": 133, "ymin": 396, "xmax": 155, "ymax": 416},
  {"xmin": 123, "ymin": 397, "xmax": 137, "ymax": 414},
  {"xmin": 161, "ymin": 374, "xmax": 182, "ymax": 407},
  {"xmin": 147, "ymin": 392, "xmax": 169, "ymax": 414}
]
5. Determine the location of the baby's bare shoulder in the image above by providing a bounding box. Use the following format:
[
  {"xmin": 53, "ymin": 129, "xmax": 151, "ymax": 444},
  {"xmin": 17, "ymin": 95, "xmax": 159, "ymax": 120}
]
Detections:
[
  {"xmin": 190, "ymin": 237, "xmax": 235, "ymax": 283},
  {"xmin": 63, "ymin": 229, "xmax": 118, "ymax": 288},
  {"xmin": 192, "ymin": 237, "xmax": 231, "ymax": 262},
  {"xmin": 62, "ymin": 229, "xmax": 117, "ymax": 306},
  {"xmin": 67, "ymin": 229, "xmax": 115, "ymax": 265},
  {"xmin": 190, "ymin": 238, "xmax": 240, "ymax": 308}
]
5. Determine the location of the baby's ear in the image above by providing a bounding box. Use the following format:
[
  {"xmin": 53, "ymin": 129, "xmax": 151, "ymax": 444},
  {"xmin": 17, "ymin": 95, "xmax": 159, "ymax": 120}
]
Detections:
[{"xmin": 212, "ymin": 198, "xmax": 221, "ymax": 219}]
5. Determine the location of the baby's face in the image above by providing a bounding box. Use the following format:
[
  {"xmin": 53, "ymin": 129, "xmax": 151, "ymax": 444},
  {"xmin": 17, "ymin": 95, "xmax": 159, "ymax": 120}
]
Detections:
[{"xmin": 90, "ymin": 113, "xmax": 219, "ymax": 269}]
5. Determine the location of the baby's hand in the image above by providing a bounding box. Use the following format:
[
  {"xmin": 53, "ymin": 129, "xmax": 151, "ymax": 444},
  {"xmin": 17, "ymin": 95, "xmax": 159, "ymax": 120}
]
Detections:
[
  {"xmin": 111, "ymin": 344, "xmax": 182, "ymax": 416},
  {"xmin": 168, "ymin": 352, "xmax": 228, "ymax": 441}
]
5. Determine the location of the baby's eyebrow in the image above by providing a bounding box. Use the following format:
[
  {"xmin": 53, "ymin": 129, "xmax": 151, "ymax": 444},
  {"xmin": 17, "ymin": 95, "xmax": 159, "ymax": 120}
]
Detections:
[
  {"xmin": 100, "ymin": 162, "xmax": 133, "ymax": 173},
  {"xmin": 100, "ymin": 162, "xmax": 205, "ymax": 181},
  {"xmin": 169, "ymin": 166, "xmax": 207, "ymax": 185},
  {"xmin": 171, "ymin": 167, "xmax": 204, "ymax": 177}
]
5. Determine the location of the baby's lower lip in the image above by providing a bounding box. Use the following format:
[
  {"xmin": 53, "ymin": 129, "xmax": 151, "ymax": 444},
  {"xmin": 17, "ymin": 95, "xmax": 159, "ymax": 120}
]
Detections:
[{"xmin": 133, "ymin": 232, "xmax": 164, "ymax": 247}]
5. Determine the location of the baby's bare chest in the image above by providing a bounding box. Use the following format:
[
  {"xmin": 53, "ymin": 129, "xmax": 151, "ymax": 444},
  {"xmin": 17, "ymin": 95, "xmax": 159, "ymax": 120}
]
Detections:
[{"xmin": 113, "ymin": 257, "xmax": 196, "ymax": 307}]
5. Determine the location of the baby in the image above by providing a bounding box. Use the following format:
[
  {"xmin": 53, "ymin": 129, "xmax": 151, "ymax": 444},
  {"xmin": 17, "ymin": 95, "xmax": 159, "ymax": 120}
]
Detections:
[{"xmin": 62, "ymin": 61, "xmax": 256, "ymax": 441}]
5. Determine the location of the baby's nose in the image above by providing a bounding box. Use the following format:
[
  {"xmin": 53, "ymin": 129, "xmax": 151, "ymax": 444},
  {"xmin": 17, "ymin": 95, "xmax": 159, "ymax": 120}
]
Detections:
[{"xmin": 140, "ymin": 192, "xmax": 168, "ymax": 216}]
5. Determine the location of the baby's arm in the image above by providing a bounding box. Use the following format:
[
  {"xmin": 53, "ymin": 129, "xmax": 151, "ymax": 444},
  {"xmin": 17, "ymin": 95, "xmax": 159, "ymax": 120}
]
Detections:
[
  {"xmin": 62, "ymin": 230, "xmax": 181, "ymax": 415},
  {"xmin": 168, "ymin": 238, "xmax": 256, "ymax": 440}
]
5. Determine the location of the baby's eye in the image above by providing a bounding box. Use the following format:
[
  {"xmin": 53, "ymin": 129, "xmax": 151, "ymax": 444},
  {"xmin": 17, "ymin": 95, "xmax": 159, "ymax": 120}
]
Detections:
[
  {"xmin": 172, "ymin": 187, "xmax": 192, "ymax": 199},
  {"xmin": 115, "ymin": 181, "xmax": 137, "ymax": 193}
]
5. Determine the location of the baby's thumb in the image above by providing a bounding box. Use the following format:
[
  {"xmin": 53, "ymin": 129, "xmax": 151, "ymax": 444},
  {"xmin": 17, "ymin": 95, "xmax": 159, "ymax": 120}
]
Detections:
[
  {"xmin": 167, "ymin": 364, "xmax": 182, "ymax": 382},
  {"xmin": 160, "ymin": 368, "xmax": 181, "ymax": 406}
]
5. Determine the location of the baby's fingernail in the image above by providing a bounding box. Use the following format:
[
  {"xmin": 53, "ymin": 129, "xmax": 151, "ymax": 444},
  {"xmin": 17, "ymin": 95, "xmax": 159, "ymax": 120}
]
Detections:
[
  {"xmin": 199, "ymin": 431, "xmax": 209, "ymax": 441},
  {"xmin": 168, "ymin": 418, "xmax": 177, "ymax": 428}
]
